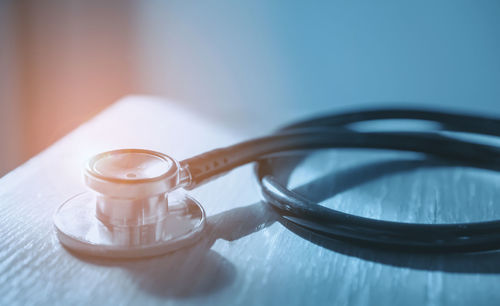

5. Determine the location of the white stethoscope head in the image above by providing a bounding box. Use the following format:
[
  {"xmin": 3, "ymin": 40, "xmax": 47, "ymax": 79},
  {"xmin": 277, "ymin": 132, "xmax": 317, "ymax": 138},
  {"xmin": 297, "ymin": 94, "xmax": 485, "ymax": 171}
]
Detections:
[{"xmin": 54, "ymin": 149, "xmax": 205, "ymax": 258}]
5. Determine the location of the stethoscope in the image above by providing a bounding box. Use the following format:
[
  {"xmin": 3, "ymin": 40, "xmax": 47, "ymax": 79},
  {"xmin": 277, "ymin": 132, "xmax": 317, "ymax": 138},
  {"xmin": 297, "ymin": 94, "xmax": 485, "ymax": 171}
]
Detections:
[{"xmin": 54, "ymin": 108, "xmax": 500, "ymax": 258}]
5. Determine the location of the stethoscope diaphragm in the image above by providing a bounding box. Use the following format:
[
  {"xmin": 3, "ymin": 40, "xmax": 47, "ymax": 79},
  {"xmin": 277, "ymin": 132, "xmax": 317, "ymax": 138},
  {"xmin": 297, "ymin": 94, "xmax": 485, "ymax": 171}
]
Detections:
[{"xmin": 54, "ymin": 149, "xmax": 205, "ymax": 258}]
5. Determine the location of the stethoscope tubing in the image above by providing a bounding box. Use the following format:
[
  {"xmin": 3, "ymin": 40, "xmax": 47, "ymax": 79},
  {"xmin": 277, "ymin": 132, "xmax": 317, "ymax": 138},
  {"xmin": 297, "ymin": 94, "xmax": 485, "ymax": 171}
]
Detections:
[{"xmin": 183, "ymin": 108, "xmax": 500, "ymax": 252}]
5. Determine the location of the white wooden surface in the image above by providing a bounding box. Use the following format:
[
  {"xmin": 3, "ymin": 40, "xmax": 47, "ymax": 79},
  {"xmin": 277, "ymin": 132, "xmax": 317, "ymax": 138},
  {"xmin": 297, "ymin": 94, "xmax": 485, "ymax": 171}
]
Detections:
[{"xmin": 1, "ymin": 96, "xmax": 500, "ymax": 306}]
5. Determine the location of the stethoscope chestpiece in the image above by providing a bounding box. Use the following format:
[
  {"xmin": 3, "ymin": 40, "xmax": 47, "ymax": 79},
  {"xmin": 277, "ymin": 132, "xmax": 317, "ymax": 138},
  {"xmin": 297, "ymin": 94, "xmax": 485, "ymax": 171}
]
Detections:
[{"xmin": 54, "ymin": 149, "xmax": 205, "ymax": 258}]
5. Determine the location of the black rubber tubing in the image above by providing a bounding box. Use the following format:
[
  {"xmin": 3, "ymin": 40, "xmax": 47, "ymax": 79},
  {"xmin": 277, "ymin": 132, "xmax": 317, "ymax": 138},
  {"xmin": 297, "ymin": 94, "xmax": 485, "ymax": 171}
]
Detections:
[{"xmin": 182, "ymin": 108, "xmax": 500, "ymax": 252}]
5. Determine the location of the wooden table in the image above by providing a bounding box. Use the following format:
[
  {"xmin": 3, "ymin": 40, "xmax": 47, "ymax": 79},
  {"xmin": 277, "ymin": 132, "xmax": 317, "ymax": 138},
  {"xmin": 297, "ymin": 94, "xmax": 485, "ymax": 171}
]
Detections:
[{"xmin": 1, "ymin": 96, "xmax": 500, "ymax": 305}]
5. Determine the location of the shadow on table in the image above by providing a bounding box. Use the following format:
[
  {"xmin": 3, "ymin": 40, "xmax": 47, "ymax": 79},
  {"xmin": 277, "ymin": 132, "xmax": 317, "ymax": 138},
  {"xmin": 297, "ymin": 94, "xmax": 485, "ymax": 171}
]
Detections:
[
  {"xmin": 67, "ymin": 200, "xmax": 277, "ymax": 299},
  {"xmin": 69, "ymin": 151, "xmax": 500, "ymax": 299}
]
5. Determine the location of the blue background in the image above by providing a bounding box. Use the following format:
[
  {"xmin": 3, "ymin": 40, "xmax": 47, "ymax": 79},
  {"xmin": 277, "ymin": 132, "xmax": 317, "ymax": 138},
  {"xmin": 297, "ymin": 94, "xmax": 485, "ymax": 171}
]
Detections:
[{"xmin": 1, "ymin": 0, "xmax": 500, "ymax": 174}]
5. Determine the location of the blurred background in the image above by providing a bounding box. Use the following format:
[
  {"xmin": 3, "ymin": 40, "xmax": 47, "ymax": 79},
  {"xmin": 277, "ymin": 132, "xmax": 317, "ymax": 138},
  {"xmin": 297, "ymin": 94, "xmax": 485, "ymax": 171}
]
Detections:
[{"xmin": 1, "ymin": 0, "xmax": 500, "ymax": 177}]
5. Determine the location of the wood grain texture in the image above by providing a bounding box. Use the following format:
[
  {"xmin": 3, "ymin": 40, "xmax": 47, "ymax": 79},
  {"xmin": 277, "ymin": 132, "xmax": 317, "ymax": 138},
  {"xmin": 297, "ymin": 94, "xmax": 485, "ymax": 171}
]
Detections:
[{"xmin": 1, "ymin": 96, "xmax": 500, "ymax": 306}]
